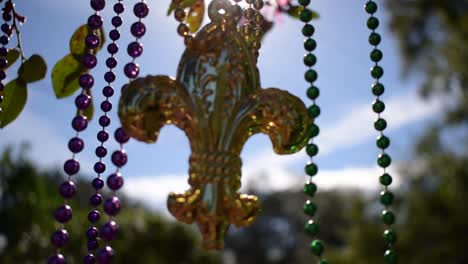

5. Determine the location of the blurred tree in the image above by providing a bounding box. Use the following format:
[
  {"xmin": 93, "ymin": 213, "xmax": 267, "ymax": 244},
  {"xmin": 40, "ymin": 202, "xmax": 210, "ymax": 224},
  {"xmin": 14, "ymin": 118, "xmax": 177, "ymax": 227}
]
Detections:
[{"xmin": 0, "ymin": 146, "xmax": 221, "ymax": 264}]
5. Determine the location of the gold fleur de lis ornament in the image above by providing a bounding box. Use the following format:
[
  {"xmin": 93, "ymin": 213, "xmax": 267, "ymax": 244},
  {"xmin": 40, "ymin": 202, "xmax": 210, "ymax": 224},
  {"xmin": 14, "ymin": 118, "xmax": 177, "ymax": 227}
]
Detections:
[{"xmin": 118, "ymin": 0, "xmax": 312, "ymax": 250}]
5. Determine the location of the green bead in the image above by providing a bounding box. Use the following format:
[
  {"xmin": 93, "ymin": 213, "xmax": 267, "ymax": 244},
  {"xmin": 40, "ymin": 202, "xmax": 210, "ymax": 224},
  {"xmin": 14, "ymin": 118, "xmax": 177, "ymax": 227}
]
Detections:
[
  {"xmin": 372, "ymin": 99, "xmax": 385, "ymax": 113},
  {"xmin": 383, "ymin": 229, "xmax": 397, "ymax": 244},
  {"xmin": 369, "ymin": 32, "xmax": 381, "ymax": 45},
  {"xmin": 305, "ymin": 220, "xmax": 320, "ymax": 236},
  {"xmin": 305, "ymin": 162, "xmax": 318, "ymax": 176},
  {"xmin": 367, "ymin": 17, "xmax": 379, "ymax": 30},
  {"xmin": 384, "ymin": 249, "xmax": 398, "ymax": 264},
  {"xmin": 365, "ymin": 1, "xmax": 378, "ymax": 14},
  {"xmin": 304, "ymin": 38, "xmax": 317, "ymax": 51},
  {"xmin": 300, "ymin": 9, "xmax": 313, "ymax": 22},
  {"xmin": 380, "ymin": 191, "xmax": 394, "ymax": 206},
  {"xmin": 382, "ymin": 210, "xmax": 395, "ymax": 225},
  {"xmin": 307, "ymin": 105, "xmax": 321, "ymax": 118},
  {"xmin": 310, "ymin": 240, "xmax": 324, "ymax": 256},
  {"xmin": 372, "ymin": 82, "xmax": 385, "ymax": 96},
  {"xmin": 370, "ymin": 49, "xmax": 383, "ymax": 62},
  {"xmin": 304, "ymin": 181, "xmax": 317, "ymax": 196},
  {"xmin": 371, "ymin": 65, "xmax": 384, "ymax": 79},
  {"xmin": 302, "ymin": 24, "xmax": 315, "ymax": 37},
  {"xmin": 380, "ymin": 173, "xmax": 393, "ymax": 186},
  {"xmin": 374, "ymin": 118, "xmax": 387, "ymax": 131},
  {"xmin": 378, "ymin": 153, "xmax": 392, "ymax": 168},
  {"xmin": 306, "ymin": 143, "xmax": 319, "ymax": 156},
  {"xmin": 303, "ymin": 53, "xmax": 317, "ymax": 67},
  {"xmin": 318, "ymin": 260, "xmax": 329, "ymax": 264},
  {"xmin": 305, "ymin": 69, "xmax": 318, "ymax": 82},
  {"xmin": 298, "ymin": 0, "xmax": 310, "ymax": 7},
  {"xmin": 304, "ymin": 200, "xmax": 317, "ymax": 216},
  {"xmin": 307, "ymin": 86, "xmax": 320, "ymax": 100},
  {"xmin": 377, "ymin": 135, "xmax": 390, "ymax": 149},
  {"xmin": 308, "ymin": 123, "xmax": 320, "ymax": 137}
]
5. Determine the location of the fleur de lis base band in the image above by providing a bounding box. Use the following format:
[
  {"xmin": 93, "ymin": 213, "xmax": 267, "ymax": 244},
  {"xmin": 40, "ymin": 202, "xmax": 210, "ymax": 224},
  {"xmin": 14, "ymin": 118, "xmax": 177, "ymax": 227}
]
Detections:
[{"xmin": 118, "ymin": 0, "xmax": 312, "ymax": 250}]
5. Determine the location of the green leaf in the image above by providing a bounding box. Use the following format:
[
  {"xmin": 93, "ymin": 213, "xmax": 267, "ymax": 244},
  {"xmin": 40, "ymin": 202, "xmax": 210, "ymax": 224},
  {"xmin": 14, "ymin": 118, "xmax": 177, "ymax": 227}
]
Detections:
[
  {"xmin": 18, "ymin": 54, "xmax": 47, "ymax": 83},
  {"xmin": 187, "ymin": 1, "xmax": 205, "ymax": 33},
  {"xmin": 69, "ymin": 24, "xmax": 105, "ymax": 56},
  {"xmin": 51, "ymin": 54, "xmax": 85, "ymax": 98},
  {"xmin": 0, "ymin": 79, "xmax": 28, "ymax": 128},
  {"xmin": 167, "ymin": 0, "xmax": 197, "ymax": 15},
  {"xmin": 78, "ymin": 96, "xmax": 94, "ymax": 120},
  {"xmin": 5, "ymin": 49, "xmax": 20, "ymax": 69}
]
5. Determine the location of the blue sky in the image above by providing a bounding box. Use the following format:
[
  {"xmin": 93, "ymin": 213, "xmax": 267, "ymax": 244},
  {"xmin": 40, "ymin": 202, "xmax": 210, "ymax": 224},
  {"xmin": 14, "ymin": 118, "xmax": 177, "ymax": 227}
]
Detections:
[{"xmin": 1, "ymin": 1, "xmax": 442, "ymax": 210}]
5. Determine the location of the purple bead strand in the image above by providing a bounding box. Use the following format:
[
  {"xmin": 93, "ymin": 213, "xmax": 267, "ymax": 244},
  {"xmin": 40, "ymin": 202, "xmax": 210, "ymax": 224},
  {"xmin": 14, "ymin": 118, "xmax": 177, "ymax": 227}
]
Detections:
[
  {"xmin": 83, "ymin": 1, "xmax": 125, "ymax": 264},
  {"xmin": 0, "ymin": 3, "xmax": 11, "ymax": 126},
  {"xmin": 48, "ymin": 1, "xmax": 104, "ymax": 264}
]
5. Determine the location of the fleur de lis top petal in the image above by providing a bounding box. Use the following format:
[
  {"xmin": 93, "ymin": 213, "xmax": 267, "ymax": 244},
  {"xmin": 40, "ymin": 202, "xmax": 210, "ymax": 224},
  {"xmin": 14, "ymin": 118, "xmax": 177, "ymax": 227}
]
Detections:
[{"xmin": 118, "ymin": 0, "xmax": 312, "ymax": 250}]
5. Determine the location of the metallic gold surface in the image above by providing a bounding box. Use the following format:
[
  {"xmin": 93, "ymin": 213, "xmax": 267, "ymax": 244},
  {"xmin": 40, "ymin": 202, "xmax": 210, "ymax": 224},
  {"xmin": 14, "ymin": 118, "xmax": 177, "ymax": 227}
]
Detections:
[{"xmin": 118, "ymin": 0, "xmax": 312, "ymax": 250}]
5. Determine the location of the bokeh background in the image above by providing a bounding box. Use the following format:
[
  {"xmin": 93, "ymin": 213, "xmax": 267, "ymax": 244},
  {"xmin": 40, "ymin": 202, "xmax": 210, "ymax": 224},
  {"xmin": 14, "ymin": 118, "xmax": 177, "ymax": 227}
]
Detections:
[{"xmin": 1, "ymin": 0, "xmax": 467, "ymax": 263}]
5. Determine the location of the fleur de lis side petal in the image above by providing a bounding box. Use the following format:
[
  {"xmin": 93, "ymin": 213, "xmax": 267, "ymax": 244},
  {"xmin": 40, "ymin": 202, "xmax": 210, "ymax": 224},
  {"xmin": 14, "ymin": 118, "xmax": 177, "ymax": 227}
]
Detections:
[{"xmin": 118, "ymin": 0, "xmax": 312, "ymax": 250}]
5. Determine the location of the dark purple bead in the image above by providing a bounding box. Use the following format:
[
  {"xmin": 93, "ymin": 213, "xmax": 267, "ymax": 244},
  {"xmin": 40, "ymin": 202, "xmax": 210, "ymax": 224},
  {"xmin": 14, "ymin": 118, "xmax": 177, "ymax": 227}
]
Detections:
[
  {"xmin": 88, "ymin": 14, "xmax": 103, "ymax": 30},
  {"xmin": 79, "ymin": 73, "xmax": 94, "ymax": 89},
  {"xmin": 134, "ymin": 2, "xmax": 149, "ymax": 18},
  {"xmin": 107, "ymin": 43, "xmax": 118, "ymax": 54},
  {"xmin": 75, "ymin": 93, "xmax": 91, "ymax": 110},
  {"xmin": 105, "ymin": 57, "xmax": 117, "ymax": 69},
  {"xmin": 0, "ymin": 58, "xmax": 7, "ymax": 68},
  {"xmin": 114, "ymin": 3, "xmax": 124, "ymax": 14},
  {"xmin": 99, "ymin": 115, "xmax": 111, "ymax": 127},
  {"xmin": 111, "ymin": 16, "xmax": 122, "ymax": 27},
  {"xmin": 64, "ymin": 159, "xmax": 80, "ymax": 175},
  {"xmin": 97, "ymin": 246, "xmax": 115, "ymax": 264},
  {"xmin": 90, "ymin": 0, "xmax": 105, "ymax": 11},
  {"xmin": 97, "ymin": 131, "xmax": 109, "ymax": 142},
  {"xmin": 90, "ymin": 193, "xmax": 103, "ymax": 206},
  {"xmin": 68, "ymin": 137, "xmax": 84, "ymax": 153},
  {"xmin": 55, "ymin": 204, "xmax": 73, "ymax": 223},
  {"xmin": 124, "ymin": 62, "xmax": 139, "ymax": 79},
  {"xmin": 92, "ymin": 177, "xmax": 105, "ymax": 189},
  {"xmin": 109, "ymin": 29, "xmax": 120, "ymax": 41},
  {"xmin": 48, "ymin": 254, "xmax": 66, "ymax": 264},
  {"xmin": 95, "ymin": 146, "xmax": 107, "ymax": 158},
  {"xmin": 88, "ymin": 210, "xmax": 101, "ymax": 223},
  {"xmin": 51, "ymin": 229, "xmax": 69, "ymax": 248},
  {"xmin": 100, "ymin": 101, "xmax": 112, "ymax": 112},
  {"xmin": 59, "ymin": 181, "xmax": 77, "ymax": 199},
  {"xmin": 86, "ymin": 227, "xmax": 99, "ymax": 240},
  {"xmin": 101, "ymin": 221, "xmax": 119, "ymax": 241},
  {"xmin": 1, "ymin": 23, "xmax": 10, "ymax": 34},
  {"xmin": 131, "ymin": 22, "xmax": 146, "ymax": 37},
  {"xmin": 102, "ymin": 86, "xmax": 114, "ymax": 97},
  {"xmin": 111, "ymin": 150, "xmax": 127, "ymax": 167},
  {"xmin": 107, "ymin": 173, "xmax": 124, "ymax": 190},
  {"xmin": 0, "ymin": 47, "xmax": 7, "ymax": 57},
  {"xmin": 83, "ymin": 254, "xmax": 96, "ymax": 264},
  {"xmin": 85, "ymin": 34, "xmax": 100, "ymax": 49},
  {"xmin": 0, "ymin": 70, "xmax": 6, "ymax": 80},
  {"xmin": 114, "ymin": 127, "xmax": 130, "ymax": 143},
  {"xmin": 104, "ymin": 71, "xmax": 116, "ymax": 83},
  {"xmin": 104, "ymin": 196, "xmax": 121, "ymax": 216},
  {"xmin": 127, "ymin": 41, "xmax": 143, "ymax": 58},
  {"xmin": 87, "ymin": 239, "xmax": 99, "ymax": 250},
  {"xmin": 82, "ymin": 54, "xmax": 97, "ymax": 69},
  {"xmin": 72, "ymin": 115, "xmax": 88, "ymax": 131},
  {"xmin": 0, "ymin": 36, "xmax": 9, "ymax": 45},
  {"xmin": 94, "ymin": 162, "xmax": 106, "ymax": 174},
  {"xmin": 2, "ymin": 12, "xmax": 11, "ymax": 22},
  {"xmin": 0, "ymin": 83, "xmax": 4, "ymax": 92}
]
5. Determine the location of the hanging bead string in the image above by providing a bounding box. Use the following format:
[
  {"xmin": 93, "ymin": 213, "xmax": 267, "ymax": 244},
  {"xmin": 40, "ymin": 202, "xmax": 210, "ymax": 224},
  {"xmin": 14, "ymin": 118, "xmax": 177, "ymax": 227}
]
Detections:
[
  {"xmin": 82, "ymin": 1, "xmax": 124, "ymax": 263},
  {"xmin": 240, "ymin": 0, "xmax": 264, "ymax": 59},
  {"xmin": 94, "ymin": 1, "xmax": 148, "ymax": 262},
  {"xmin": 172, "ymin": 0, "xmax": 193, "ymax": 44},
  {"xmin": 365, "ymin": 1, "xmax": 398, "ymax": 263},
  {"xmin": 299, "ymin": 0, "xmax": 327, "ymax": 263},
  {"xmin": 0, "ymin": 1, "xmax": 12, "ymax": 121},
  {"xmin": 47, "ymin": 0, "xmax": 104, "ymax": 263}
]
